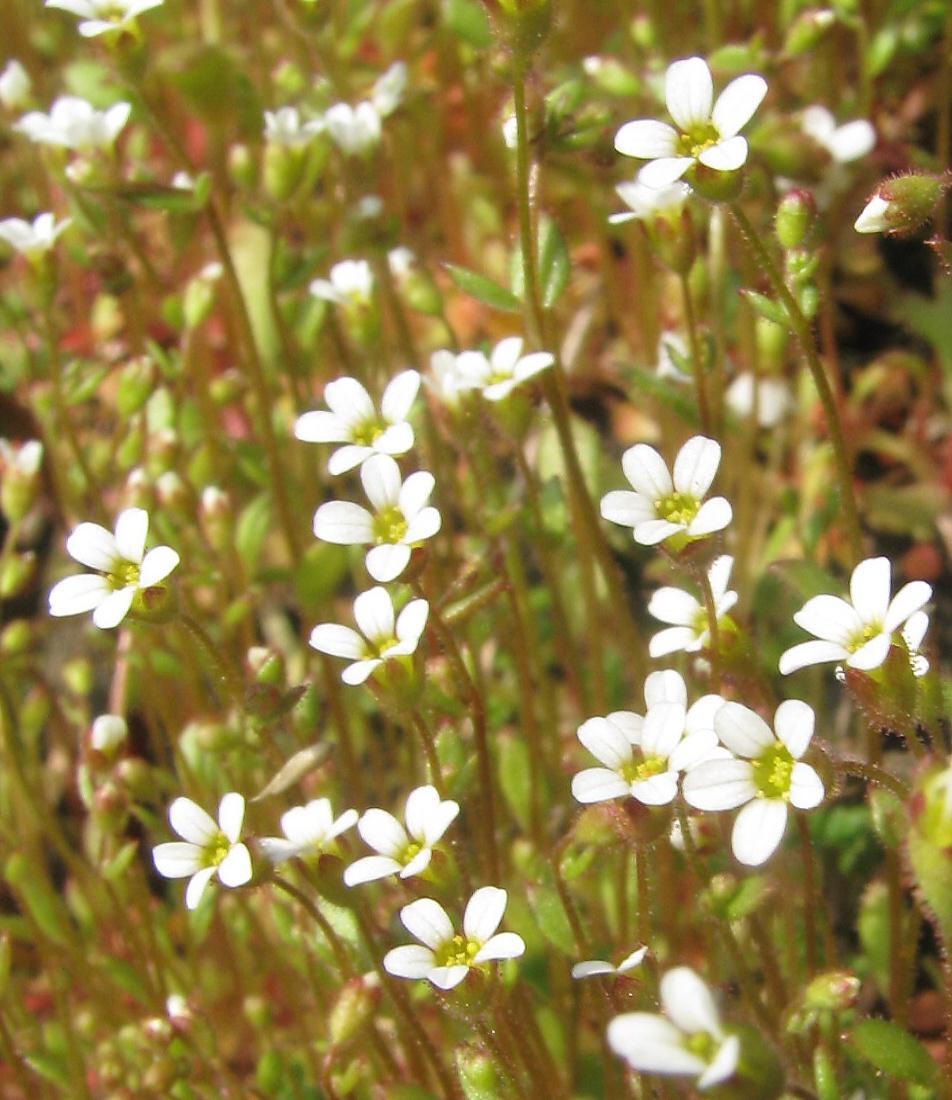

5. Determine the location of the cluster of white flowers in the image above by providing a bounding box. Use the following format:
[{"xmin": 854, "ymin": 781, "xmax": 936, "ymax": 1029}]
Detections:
[
  {"xmin": 16, "ymin": 96, "xmax": 131, "ymax": 151},
  {"xmin": 0, "ymin": 212, "xmax": 72, "ymax": 260},
  {"xmin": 426, "ymin": 337, "xmax": 555, "ymax": 408},
  {"xmin": 45, "ymin": 0, "xmax": 163, "ymax": 37},
  {"xmin": 323, "ymin": 61, "xmax": 407, "ymax": 157}
]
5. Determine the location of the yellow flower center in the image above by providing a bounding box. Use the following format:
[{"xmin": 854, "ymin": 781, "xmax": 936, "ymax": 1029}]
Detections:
[
  {"xmin": 846, "ymin": 621, "xmax": 882, "ymax": 654},
  {"xmin": 676, "ymin": 122, "xmax": 721, "ymax": 159},
  {"xmin": 655, "ymin": 490, "xmax": 699, "ymax": 526},
  {"xmin": 620, "ymin": 754, "xmax": 668, "ymax": 784},
  {"xmin": 373, "ymin": 504, "xmax": 408, "ymax": 544},
  {"xmin": 685, "ymin": 1029, "xmax": 718, "ymax": 1061},
  {"xmin": 204, "ymin": 831, "xmax": 232, "ymax": 868},
  {"xmin": 107, "ymin": 561, "xmax": 140, "ymax": 590},
  {"xmin": 401, "ymin": 841, "xmax": 423, "ymax": 865},
  {"xmin": 437, "ymin": 934, "xmax": 480, "ymax": 968},
  {"xmin": 751, "ymin": 743, "xmax": 795, "ymax": 800},
  {"xmin": 351, "ymin": 419, "xmax": 385, "ymax": 446}
]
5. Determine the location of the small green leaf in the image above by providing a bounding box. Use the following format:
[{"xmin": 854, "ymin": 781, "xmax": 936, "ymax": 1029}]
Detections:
[
  {"xmin": 849, "ymin": 1018, "xmax": 937, "ymax": 1086},
  {"xmin": 235, "ymin": 493, "xmax": 273, "ymax": 573},
  {"xmin": 741, "ymin": 289, "xmax": 790, "ymax": 328},
  {"xmin": 527, "ymin": 880, "xmax": 577, "ymax": 956},
  {"xmin": 111, "ymin": 172, "xmax": 211, "ymax": 212},
  {"xmin": 498, "ymin": 736, "xmax": 532, "ymax": 832},
  {"xmin": 443, "ymin": 0, "xmax": 492, "ymax": 48},
  {"xmin": 25, "ymin": 1052, "xmax": 71, "ymax": 1090},
  {"xmin": 445, "ymin": 264, "xmax": 521, "ymax": 312},
  {"xmin": 510, "ymin": 217, "xmax": 570, "ymax": 309}
]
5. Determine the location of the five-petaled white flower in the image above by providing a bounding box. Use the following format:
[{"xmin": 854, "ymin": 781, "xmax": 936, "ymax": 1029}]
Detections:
[
  {"xmin": 455, "ymin": 337, "xmax": 554, "ymax": 402},
  {"xmin": 572, "ymin": 946, "xmax": 648, "ymax": 980},
  {"xmin": 601, "ymin": 435, "xmax": 732, "ymax": 547},
  {"xmin": 683, "ymin": 700, "xmax": 824, "ymax": 866},
  {"xmin": 294, "ymin": 370, "xmax": 419, "ymax": 475},
  {"xmin": 608, "ymin": 966, "xmax": 740, "ymax": 1089},
  {"xmin": 152, "ymin": 793, "xmax": 253, "ymax": 910},
  {"xmin": 309, "ymin": 586, "xmax": 428, "ymax": 685},
  {"xmin": 309, "ymin": 259, "xmax": 374, "ymax": 307},
  {"xmin": 45, "ymin": 0, "xmax": 163, "ymax": 37},
  {"xmin": 313, "ymin": 454, "xmax": 441, "ymax": 582},
  {"xmin": 572, "ymin": 669, "xmax": 723, "ymax": 806},
  {"xmin": 0, "ymin": 213, "xmax": 72, "ymax": 260},
  {"xmin": 383, "ymin": 886, "xmax": 525, "ymax": 990},
  {"xmin": 344, "ymin": 785, "xmax": 459, "ymax": 886},
  {"xmin": 263, "ymin": 106, "xmax": 324, "ymax": 147},
  {"xmin": 426, "ymin": 349, "xmax": 481, "ymax": 408},
  {"xmin": 48, "ymin": 507, "xmax": 180, "ymax": 629},
  {"xmin": 778, "ymin": 557, "xmax": 932, "ymax": 676},
  {"xmin": 609, "ymin": 180, "xmax": 691, "ymax": 225},
  {"xmin": 324, "ymin": 62, "xmax": 406, "ymax": 157},
  {"xmin": 259, "ymin": 798, "xmax": 358, "ymax": 864},
  {"xmin": 801, "ymin": 106, "xmax": 875, "ymax": 164},
  {"xmin": 16, "ymin": 96, "xmax": 131, "ymax": 149},
  {"xmin": 615, "ymin": 56, "xmax": 767, "ymax": 188},
  {"xmin": 648, "ymin": 556, "xmax": 738, "ymax": 658}
]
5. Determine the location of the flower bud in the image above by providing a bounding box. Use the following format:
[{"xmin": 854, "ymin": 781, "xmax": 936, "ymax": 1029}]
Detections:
[
  {"xmin": 155, "ymin": 470, "xmax": 190, "ymax": 514},
  {"xmin": 115, "ymin": 756, "xmax": 152, "ymax": 798},
  {"xmin": 804, "ymin": 969, "xmax": 861, "ymax": 1012},
  {"xmin": 0, "ymin": 60, "xmax": 31, "ymax": 111},
  {"xmin": 776, "ymin": 190, "xmax": 815, "ymax": 249},
  {"xmin": 855, "ymin": 173, "xmax": 949, "ymax": 237},
  {"xmin": 116, "ymin": 357, "xmax": 156, "ymax": 416},
  {"xmin": 91, "ymin": 714, "xmax": 128, "ymax": 756},
  {"xmin": 263, "ymin": 143, "xmax": 306, "ymax": 203},
  {"xmin": 0, "ymin": 439, "xmax": 43, "ymax": 522},
  {"xmin": 784, "ymin": 8, "xmax": 836, "ymax": 56},
  {"xmin": 228, "ymin": 143, "xmax": 257, "ymax": 190},
  {"xmin": 496, "ymin": 0, "xmax": 553, "ymax": 59},
  {"xmin": 0, "ymin": 552, "xmax": 35, "ymax": 599},
  {"xmin": 183, "ymin": 263, "xmax": 223, "ymax": 330},
  {"xmin": 328, "ymin": 973, "xmax": 381, "ymax": 1046},
  {"xmin": 1, "ymin": 619, "xmax": 34, "ymax": 656},
  {"xmin": 200, "ymin": 485, "xmax": 232, "ymax": 550},
  {"xmin": 755, "ymin": 316, "xmax": 788, "ymax": 372},
  {"xmin": 456, "ymin": 1044, "xmax": 500, "ymax": 1098}
]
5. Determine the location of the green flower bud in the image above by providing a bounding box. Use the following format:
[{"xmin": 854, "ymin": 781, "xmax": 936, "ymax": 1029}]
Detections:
[
  {"xmin": 1, "ymin": 618, "xmax": 34, "ymax": 656},
  {"xmin": 0, "ymin": 552, "xmax": 35, "ymax": 598},
  {"xmin": 228, "ymin": 143, "xmax": 257, "ymax": 190},
  {"xmin": 804, "ymin": 970, "xmax": 861, "ymax": 1012},
  {"xmin": 784, "ymin": 8, "xmax": 836, "ymax": 57},
  {"xmin": 855, "ymin": 173, "xmax": 949, "ymax": 237},
  {"xmin": 0, "ymin": 439, "xmax": 43, "ymax": 522},
  {"xmin": 183, "ymin": 263, "xmax": 222, "ymax": 330},
  {"xmin": 328, "ymin": 974, "xmax": 381, "ymax": 1046},
  {"xmin": 755, "ymin": 316, "xmax": 788, "ymax": 372},
  {"xmin": 776, "ymin": 190, "xmax": 815, "ymax": 249},
  {"xmin": 456, "ymin": 1044, "xmax": 500, "ymax": 1099},
  {"xmin": 263, "ymin": 143, "xmax": 306, "ymax": 203},
  {"xmin": 116, "ymin": 356, "xmax": 156, "ymax": 416},
  {"xmin": 497, "ymin": 0, "xmax": 552, "ymax": 59},
  {"xmin": 115, "ymin": 757, "xmax": 152, "ymax": 798}
]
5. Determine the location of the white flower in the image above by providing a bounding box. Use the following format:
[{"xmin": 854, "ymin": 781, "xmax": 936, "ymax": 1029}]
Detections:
[
  {"xmin": 263, "ymin": 106, "xmax": 324, "ymax": 147},
  {"xmin": 609, "ymin": 180, "xmax": 691, "ymax": 224},
  {"xmin": 615, "ymin": 56, "xmax": 767, "ymax": 188},
  {"xmin": 294, "ymin": 370, "xmax": 419, "ymax": 475},
  {"xmin": 387, "ymin": 246, "xmax": 415, "ymax": 282},
  {"xmin": 308, "ymin": 259, "xmax": 374, "ymax": 306},
  {"xmin": 571, "ymin": 669, "xmax": 723, "ymax": 807},
  {"xmin": 0, "ymin": 60, "xmax": 31, "ymax": 111},
  {"xmin": 259, "ymin": 798, "xmax": 358, "ymax": 863},
  {"xmin": 0, "ymin": 213, "xmax": 72, "ymax": 259},
  {"xmin": 648, "ymin": 555, "xmax": 737, "ymax": 658},
  {"xmin": 0, "ymin": 438, "xmax": 43, "ymax": 475},
  {"xmin": 45, "ymin": 0, "xmax": 163, "ymax": 36},
  {"xmin": 801, "ymin": 106, "xmax": 875, "ymax": 164},
  {"xmin": 384, "ymin": 886, "xmax": 525, "ymax": 990},
  {"xmin": 16, "ymin": 96, "xmax": 131, "ymax": 149},
  {"xmin": 312, "ymin": 454, "xmax": 441, "ymax": 582},
  {"xmin": 90, "ymin": 714, "xmax": 127, "ymax": 754},
  {"xmin": 344, "ymin": 785, "xmax": 459, "ymax": 886},
  {"xmin": 683, "ymin": 700, "xmax": 825, "ymax": 866},
  {"xmin": 309, "ymin": 586, "xmax": 428, "ymax": 685},
  {"xmin": 426, "ymin": 349, "xmax": 482, "ymax": 408},
  {"xmin": 572, "ymin": 946, "xmax": 648, "ymax": 980},
  {"xmin": 778, "ymin": 557, "xmax": 932, "ymax": 676},
  {"xmin": 48, "ymin": 507, "xmax": 180, "ymax": 629},
  {"xmin": 456, "ymin": 337, "xmax": 554, "ymax": 402},
  {"xmin": 601, "ymin": 435, "xmax": 732, "ymax": 546},
  {"xmin": 608, "ymin": 966, "xmax": 740, "ymax": 1088},
  {"xmin": 725, "ymin": 372, "xmax": 792, "ymax": 428},
  {"xmin": 325, "ymin": 102, "xmax": 382, "ymax": 156},
  {"xmin": 152, "ymin": 793, "xmax": 253, "ymax": 910},
  {"xmin": 370, "ymin": 61, "xmax": 407, "ymax": 117},
  {"xmin": 854, "ymin": 194, "xmax": 891, "ymax": 234}
]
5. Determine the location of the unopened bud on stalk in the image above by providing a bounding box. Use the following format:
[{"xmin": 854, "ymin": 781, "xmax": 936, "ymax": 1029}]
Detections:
[
  {"xmin": 155, "ymin": 471, "xmax": 190, "ymax": 514},
  {"xmin": 90, "ymin": 714, "xmax": 128, "ymax": 756},
  {"xmin": 228, "ymin": 143, "xmax": 257, "ymax": 190},
  {"xmin": 115, "ymin": 756, "xmax": 151, "ymax": 798},
  {"xmin": 263, "ymin": 143, "xmax": 306, "ymax": 203},
  {"xmin": 776, "ymin": 189, "xmax": 815, "ymax": 249},
  {"xmin": 200, "ymin": 485, "xmax": 232, "ymax": 550},
  {"xmin": 183, "ymin": 262, "xmax": 223, "ymax": 330},
  {"xmin": 755, "ymin": 316, "xmax": 788, "ymax": 371},
  {"xmin": 248, "ymin": 647, "xmax": 285, "ymax": 685},
  {"xmin": 124, "ymin": 466, "xmax": 152, "ymax": 508},
  {"xmin": 456, "ymin": 1044, "xmax": 500, "ymax": 1098},
  {"xmin": 496, "ymin": 0, "xmax": 552, "ymax": 59},
  {"xmin": 210, "ymin": 369, "xmax": 245, "ymax": 405},
  {"xmin": 0, "ymin": 439, "xmax": 43, "ymax": 522},
  {"xmin": 804, "ymin": 969, "xmax": 861, "ymax": 1012},
  {"xmin": 328, "ymin": 973, "xmax": 381, "ymax": 1046},
  {"xmin": 0, "ymin": 60, "xmax": 31, "ymax": 111},
  {"xmin": 855, "ymin": 173, "xmax": 949, "ymax": 236}
]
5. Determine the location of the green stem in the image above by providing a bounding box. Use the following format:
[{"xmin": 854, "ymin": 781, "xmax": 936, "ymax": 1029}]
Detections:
[
  {"xmin": 835, "ymin": 758, "xmax": 910, "ymax": 801},
  {"xmin": 680, "ymin": 271, "xmax": 712, "ymax": 435},
  {"xmin": 179, "ymin": 613, "xmax": 244, "ymax": 704},
  {"xmin": 409, "ymin": 708, "xmax": 447, "ymax": 796},
  {"xmin": 797, "ymin": 814, "xmax": 819, "ymax": 976}
]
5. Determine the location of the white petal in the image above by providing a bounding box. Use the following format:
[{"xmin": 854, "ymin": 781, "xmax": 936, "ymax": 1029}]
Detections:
[
  {"xmin": 218, "ymin": 793, "xmax": 245, "ymax": 842},
  {"xmin": 366, "ymin": 544, "xmax": 411, "ymax": 583},
  {"xmin": 682, "ymin": 759, "xmax": 756, "ymax": 811},
  {"xmin": 698, "ymin": 136, "xmax": 748, "ymax": 172},
  {"xmin": 731, "ymin": 799, "xmax": 788, "ymax": 866},
  {"xmin": 513, "ymin": 352, "xmax": 554, "ymax": 383},
  {"xmin": 631, "ymin": 771, "xmax": 679, "ymax": 805},
  {"xmin": 649, "ymin": 626, "xmax": 699, "ymax": 657},
  {"xmin": 846, "ymin": 632, "xmax": 891, "ymax": 670},
  {"xmin": 428, "ymin": 965, "xmax": 471, "ymax": 990},
  {"xmin": 324, "ymin": 376, "xmax": 373, "ymax": 422},
  {"xmin": 708, "ymin": 555, "xmax": 734, "ymax": 601},
  {"xmin": 578, "ymin": 717, "xmax": 632, "ymax": 769},
  {"xmin": 169, "ymin": 797, "xmax": 219, "ymax": 845},
  {"xmin": 641, "ymin": 702, "xmax": 686, "ymax": 758},
  {"xmin": 621, "ymin": 443, "xmax": 672, "ymax": 500},
  {"xmin": 217, "ymin": 843, "xmax": 252, "ymax": 887},
  {"xmin": 358, "ymin": 808, "xmax": 407, "ymax": 857},
  {"xmin": 400, "ymin": 849, "xmax": 432, "ymax": 878},
  {"xmin": 687, "ymin": 497, "xmax": 732, "ymax": 537},
  {"xmin": 258, "ymin": 838, "xmax": 301, "ymax": 864},
  {"xmin": 327, "ymin": 806, "xmax": 359, "ymax": 841},
  {"xmin": 854, "ymin": 194, "xmax": 890, "ymax": 233},
  {"xmin": 666, "ymin": 57, "xmax": 714, "ymax": 132},
  {"xmin": 829, "ymin": 119, "xmax": 875, "ymax": 162},
  {"xmin": 395, "ymin": 598, "xmax": 429, "ymax": 647},
  {"xmin": 361, "ymin": 454, "xmax": 402, "ymax": 510},
  {"xmin": 648, "ymin": 587, "xmax": 699, "ymax": 626},
  {"xmin": 643, "ymin": 669, "xmax": 687, "ymax": 708},
  {"xmin": 634, "ymin": 518, "xmax": 684, "ymax": 545},
  {"xmin": 685, "ymin": 693, "xmax": 725, "ymax": 735},
  {"xmin": 572, "ymin": 960, "xmax": 615, "ymax": 978},
  {"xmin": 884, "ymin": 581, "xmax": 932, "ymax": 633},
  {"xmin": 343, "ymin": 855, "xmax": 402, "ymax": 885},
  {"xmin": 711, "ymin": 74, "xmax": 767, "ymax": 137},
  {"xmin": 637, "ymin": 156, "xmax": 695, "ymax": 188},
  {"xmin": 490, "ymin": 336, "xmax": 523, "ymax": 375},
  {"xmin": 600, "ymin": 490, "xmax": 655, "ymax": 528},
  {"xmin": 794, "ymin": 594, "xmax": 862, "ymax": 644},
  {"xmin": 473, "ymin": 932, "xmax": 525, "ymax": 962},
  {"xmin": 384, "ymin": 944, "xmax": 436, "ymax": 980},
  {"xmin": 185, "ymin": 866, "xmax": 216, "ymax": 910},
  {"xmin": 401, "ymin": 897, "xmax": 454, "ymax": 950},
  {"xmin": 698, "ymin": 1035, "xmax": 741, "ymax": 1088},
  {"xmin": 353, "ymin": 587, "xmax": 395, "ymax": 643},
  {"xmin": 309, "ymin": 624, "xmax": 365, "ymax": 659},
  {"xmin": 152, "ymin": 842, "xmax": 202, "ymax": 878},
  {"xmin": 669, "ymin": 729, "xmax": 719, "ymax": 772},
  {"xmin": 66, "ymin": 522, "xmax": 120, "ymax": 571},
  {"xmin": 113, "ymin": 508, "xmax": 148, "ymax": 564},
  {"xmin": 92, "ymin": 586, "xmax": 135, "ymax": 628},
  {"xmin": 463, "ymin": 886, "xmax": 507, "ymax": 942},
  {"xmin": 801, "ymin": 106, "xmax": 835, "ymax": 142},
  {"xmin": 313, "ymin": 501, "xmax": 374, "ymax": 545},
  {"xmin": 404, "ymin": 507, "xmax": 441, "ymax": 543},
  {"xmin": 49, "ymin": 573, "xmax": 110, "ymax": 616},
  {"xmin": 715, "ymin": 702, "xmax": 774, "ymax": 758},
  {"xmin": 902, "ymin": 610, "xmax": 929, "ymax": 650},
  {"xmin": 774, "ymin": 699, "xmax": 814, "ymax": 758},
  {"xmin": 617, "ymin": 946, "xmax": 649, "ymax": 972},
  {"xmin": 614, "ymin": 119, "xmax": 679, "ymax": 159},
  {"xmin": 373, "ymin": 423, "xmax": 415, "ymax": 457},
  {"xmin": 607, "ymin": 711, "xmax": 647, "ymax": 746},
  {"xmin": 789, "ymin": 763, "xmax": 824, "ymax": 810},
  {"xmin": 662, "ymin": 966, "xmax": 722, "ymax": 1035},
  {"xmin": 572, "ymin": 768, "xmax": 631, "ymax": 803},
  {"xmin": 672, "ymin": 435, "xmax": 720, "ymax": 497},
  {"xmin": 329, "ymin": 445, "xmax": 372, "ymax": 476},
  {"xmin": 381, "ymin": 370, "xmax": 421, "ymax": 423},
  {"xmin": 608, "ymin": 1013, "xmax": 706, "ymax": 1075},
  {"xmin": 138, "ymin": 546, "xmax": 180, "ymax": 586},
  {"xmin": 850, "ymin": 557, "xmax": 891, "ymax": 624},
  {"xmin": 403, "ymin": 785, "xmax": 440, "ymax": 840},
  {"xmin": 399, "ymin": 471, "xmax": 436, "ymax": 518},
  {"xmin": 779, "ymin": 639, "xmax": 849, "ymax": 674},
  {"xmin": 294, "ymin": 410, "xmax": 347, "ymax": 443},
  {"xmin": 341, "ymin": 658, "xmax": 381, "ymax": 685}
]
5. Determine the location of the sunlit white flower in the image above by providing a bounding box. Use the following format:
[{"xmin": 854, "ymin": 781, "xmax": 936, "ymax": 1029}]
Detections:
[
  {"xmin": 384, "ymin": 886, "xmax": 525, "ymax": 990},
  {"xmin": 725, "ymin": 372, "xmax": 792, "ymax": 428},
  {"xmin": 648, "ymin": 555, "xmax": 737, "ymax": 658},
  {"xmin": 309, "ymin": 259, "xmax": 374, "ymax": 306},
  {"xmin": 572, "ymin": 669, "xmax": 723, "ymax": 806},
  {"xmin": 609, "ymin": 179, "xmax": 691, "ymax": 224},
  {"xmin": 259, "ymin": 798, "xmax": 358, "ymax": 863},
  {"xmin": 572, "ymin": 945, "xmax": 648, "ymax": 980},
  {"xmin": 344, "ymin": 785, "xmax": 459, "ymax": 886},
  {"xmin": 801, "ymin": 106, "xmax": 875, "ymax": 164},
  {"xmin": 456, "ymin": 337, "xmax": 554, "ymax": 402},
  {"xmin": 295, "ymin": 370, "xmax": 419, "ymax": 475},
  {"xmin": 426, "ymin": 349, "xmax": 482, "ymax": 408},
  {"xmin": 90, "ymin": 714, "xmax": 127, "ymax": 754},
  {"xmin": 0, "ymin": 60, "xmax": 31, "ymax": 111},
  {"xmin": 608, "ymin": 966, "xmax": 740, "ymax": 1088},
  {"xmin": 601, "ymin": 435, "xmax": 732, "ymax": 546},
  {"xmin": 313, "ymin": 454, "xmax": 441, "ymax": 582},
  {"xmin": 152, "ymin": 793, "xmax": 253, "ymax": 910},
  {"xmin": 779, "ymin": 557, "xmax": 932, "ymax": 676},
  {"xmin": 684, "ymin": 700, "xmax": 824, "ymax": 866},
  {"xmin": 0, "ymin": 213, "xmax": 72, "ymax": 260},
  {"xmin": 615, "ymin": 56, "xmax": 767, "ymax": 188},
  {"xmin": 48, "ymin": 507, "xmax": 180, "ymax": 629},
  {"xmin": 16, "ymin": 96, "xmax": 131, "ymax": 149},
  {"xmin": 263, "ymin": 106, "xmax": 324, "ymax": 146},
  {"xmin": 309, "ymin": 586, "xmax": 428, "ymax": 685},
  {"xmin": 45, "ymin": 0, "xmax": 163, "ymax": 36},
  {"xmin": 325, "ymin": 102, "xmax": 382, "ymax": 156},
  {"xmin": 854, "ymin": 193, "xmax": 891, "ymax": 234}
]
